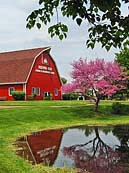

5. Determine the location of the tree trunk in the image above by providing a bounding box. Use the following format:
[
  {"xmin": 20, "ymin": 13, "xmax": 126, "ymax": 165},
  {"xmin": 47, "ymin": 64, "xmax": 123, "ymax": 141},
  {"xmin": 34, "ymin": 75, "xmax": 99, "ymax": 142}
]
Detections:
[{"xmin": 94, "ymin": 97, "xmax": 100, "ymax": 112}]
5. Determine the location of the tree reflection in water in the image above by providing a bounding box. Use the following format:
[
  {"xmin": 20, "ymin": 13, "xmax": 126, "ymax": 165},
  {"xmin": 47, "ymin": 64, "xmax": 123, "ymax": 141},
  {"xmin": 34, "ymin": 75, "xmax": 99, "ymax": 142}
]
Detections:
[
  {"xmin": 62, "ymin": 126, "xmax": 129, "ymax": 173},
  {"xmin": 113, "ymin": 126, "xmax": 129, "ymax": 165}
]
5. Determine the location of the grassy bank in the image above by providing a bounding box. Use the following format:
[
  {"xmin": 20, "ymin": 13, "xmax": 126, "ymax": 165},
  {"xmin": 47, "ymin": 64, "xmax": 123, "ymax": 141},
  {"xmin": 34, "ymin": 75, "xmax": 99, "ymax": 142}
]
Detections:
[{"xmin": 0, "ymin": 100, "xmax": 129, "ymax": 173}]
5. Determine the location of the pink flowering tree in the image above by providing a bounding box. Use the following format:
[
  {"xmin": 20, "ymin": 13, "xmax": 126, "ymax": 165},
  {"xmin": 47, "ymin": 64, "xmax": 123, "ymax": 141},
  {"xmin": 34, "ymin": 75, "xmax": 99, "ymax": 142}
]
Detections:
[{"xmin": 63, "ymin": 58, "xmax": 127, "ymax": 112}]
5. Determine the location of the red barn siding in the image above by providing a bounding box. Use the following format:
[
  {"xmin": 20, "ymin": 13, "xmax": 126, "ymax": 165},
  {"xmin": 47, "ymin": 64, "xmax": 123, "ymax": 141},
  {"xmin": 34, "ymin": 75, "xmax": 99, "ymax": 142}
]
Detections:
[
  {"xmin": 0, "ymin": 84, "xmax": 23, "ymax": 100},
  {"xmin": 26, "ymin": 53, "xmax": 62, "ymax": 100}
]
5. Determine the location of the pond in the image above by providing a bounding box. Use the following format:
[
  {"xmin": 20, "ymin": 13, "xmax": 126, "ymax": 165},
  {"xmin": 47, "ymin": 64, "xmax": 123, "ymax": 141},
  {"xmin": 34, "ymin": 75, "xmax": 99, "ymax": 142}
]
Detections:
[{"xmin": 15, "ymin": 125, "xmax": 129, "ymax": 173}]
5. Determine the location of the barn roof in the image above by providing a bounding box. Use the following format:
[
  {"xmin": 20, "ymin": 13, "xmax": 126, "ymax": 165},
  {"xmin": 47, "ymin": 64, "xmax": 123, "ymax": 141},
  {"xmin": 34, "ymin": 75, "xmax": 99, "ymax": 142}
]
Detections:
[{"xmin": 0, "ymin": 47, "xmax": 51, "ymax": 84}]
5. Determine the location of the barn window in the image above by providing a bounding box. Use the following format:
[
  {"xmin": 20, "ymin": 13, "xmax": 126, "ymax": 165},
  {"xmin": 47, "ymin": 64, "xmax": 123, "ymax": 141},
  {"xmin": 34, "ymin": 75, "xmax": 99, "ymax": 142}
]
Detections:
[
  {"xmin": 36, "ymin": 88, "xmax": 40, "ymax": 96},
  {"xmin": 9, "ymin": 87, "xmax": 15, "ymax": 96},
  {"xmin": 42, "ymin": 56, "xmax": 48, "ymax": 64},
  {"xmin": 32, "ymin": 87, "xmax": 40, "ymax": 96},
  {"xmin": 43, "ymin": 92, "xmax": 50, "ymax": 97},
  {"xmin": 54, "ymin": 89, "xmax": 58, "ymax": 96},
  {"xmin": 32, "ymin": 87, "xmax": 36, "ymax": 95}
]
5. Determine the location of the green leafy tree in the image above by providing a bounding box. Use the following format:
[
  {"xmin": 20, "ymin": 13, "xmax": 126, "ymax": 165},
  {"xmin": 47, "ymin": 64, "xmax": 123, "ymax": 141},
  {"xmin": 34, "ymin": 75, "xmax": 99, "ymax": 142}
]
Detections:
[
  {"xmin": 115, "ymin": 47, "xmax": 129, "ymax": 98},
  {"xmin": 27, "ymin": 0, "xmax": 129, "ymax": 51},
  {"xmin": 115, "ymin": 47, "xmax": 129, "ymax": 74}
]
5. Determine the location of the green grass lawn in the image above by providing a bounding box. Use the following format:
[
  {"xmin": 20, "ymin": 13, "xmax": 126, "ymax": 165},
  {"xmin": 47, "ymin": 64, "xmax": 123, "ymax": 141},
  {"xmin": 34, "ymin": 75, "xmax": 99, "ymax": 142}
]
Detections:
[{"xmin": 0, "ymin": 100, "xmax": 129, "ymax": 173}]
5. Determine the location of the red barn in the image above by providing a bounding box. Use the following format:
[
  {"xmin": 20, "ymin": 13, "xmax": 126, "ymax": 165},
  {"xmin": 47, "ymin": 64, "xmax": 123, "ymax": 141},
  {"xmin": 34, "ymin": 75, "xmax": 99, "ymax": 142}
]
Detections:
[{"xmin": 0, "ymin": 47, "xmax": 62, "ymax": 100}]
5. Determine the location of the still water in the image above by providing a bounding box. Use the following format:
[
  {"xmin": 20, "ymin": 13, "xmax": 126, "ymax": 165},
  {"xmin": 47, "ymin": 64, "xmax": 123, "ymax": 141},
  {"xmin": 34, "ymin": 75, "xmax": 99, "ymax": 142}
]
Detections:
[{"xmin": 15, "ymin": 125, "xmax": 129, "ymax": 173}]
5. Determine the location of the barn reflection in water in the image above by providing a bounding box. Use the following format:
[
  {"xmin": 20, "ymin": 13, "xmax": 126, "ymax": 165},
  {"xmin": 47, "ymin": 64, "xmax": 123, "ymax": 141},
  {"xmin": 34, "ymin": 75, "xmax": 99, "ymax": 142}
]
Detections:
[{"xmin": 15, "ymin": 129, "xmax": 63, "ymax": 165}]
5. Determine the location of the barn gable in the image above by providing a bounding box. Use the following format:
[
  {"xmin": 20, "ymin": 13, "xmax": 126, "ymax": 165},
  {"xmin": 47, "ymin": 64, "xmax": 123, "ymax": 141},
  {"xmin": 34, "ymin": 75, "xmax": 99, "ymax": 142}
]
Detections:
[{"xmin": 0, "ymin": 47, "xmax": 51, "ymax": 84}]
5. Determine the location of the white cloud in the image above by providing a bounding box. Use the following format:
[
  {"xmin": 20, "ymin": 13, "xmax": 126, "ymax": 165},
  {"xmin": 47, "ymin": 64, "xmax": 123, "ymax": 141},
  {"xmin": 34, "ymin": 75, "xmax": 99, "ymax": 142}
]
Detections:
[{"xmin": 0, "ymin": 1, "xmax": 121, "ymax": 82}]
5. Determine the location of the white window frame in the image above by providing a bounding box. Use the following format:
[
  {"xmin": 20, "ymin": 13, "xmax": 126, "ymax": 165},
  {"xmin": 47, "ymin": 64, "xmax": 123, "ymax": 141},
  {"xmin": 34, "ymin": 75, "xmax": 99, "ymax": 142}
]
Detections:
[
  {"xmin": 9, "ymin": 87, "xmax": 15, "ymax": 96},
  {"xmin": 32, "ymin": 87, "xmax": 36, "ymax": 95},
  {"xmin": 54, "ymin": 88, "xmax": 58, "ymax": 96},
  {"xmin": 36, "ymin": 88, "xmax": 40, "ymax": 96},
  {"xmin": 32, "ymin": 87, "xmax": 40, "ymax": 96}
]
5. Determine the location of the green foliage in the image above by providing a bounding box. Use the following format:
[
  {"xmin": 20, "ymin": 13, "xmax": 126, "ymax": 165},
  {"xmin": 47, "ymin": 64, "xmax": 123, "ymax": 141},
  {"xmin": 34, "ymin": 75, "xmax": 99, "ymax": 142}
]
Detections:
[
  {"xmin": 112, "ymin": 89, "xmax": 128, "ymax": 100},
  {"xmin": 62, "ymin": 93, "xmax": 78, "ymax": 100},
  {"xmin": 112, "ymin": 102, "xmax": 123, "ymax": 115},
  {"xmin": 61, "ymin": 77, "xmax": 67, "ymax": 84},
  {"xmin": 115, "ymin": 47, "xmax": 129, "ymax": 98},
  {"xmin": 28, "ymin": 95, "xmax": 35, "ymax": 100},
  {"xmin": 12, "ymin": 91, "xmax": 25, "ymax": 101},
  {"xmin": 62, "ymin": 94, "xmax": 70, "ymax": 100},
  {"xmin": 115, "ymin": 47, "xmax": 129, "ymax": 74},
  {"xmin": 26, "ymin": 0, "xmax": 129, "ymax": 50},
  {"xmin": 48, "ymin": 23, "xmax": 68, "ymax": 40},
  {"xmin": 112, "ymin": 102, "xmax": 129, "ymax": 115},
  {"xmin": 76, "ymin": 18, "xmax": 82, "ymax": 26}
]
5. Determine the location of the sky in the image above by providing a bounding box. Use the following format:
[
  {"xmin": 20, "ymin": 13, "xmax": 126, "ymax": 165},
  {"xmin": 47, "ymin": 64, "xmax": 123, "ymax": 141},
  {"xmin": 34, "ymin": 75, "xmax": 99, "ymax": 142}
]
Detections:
[{"xmin": 0, "ymin": 0, "xmax": 128, "ymax": 82}]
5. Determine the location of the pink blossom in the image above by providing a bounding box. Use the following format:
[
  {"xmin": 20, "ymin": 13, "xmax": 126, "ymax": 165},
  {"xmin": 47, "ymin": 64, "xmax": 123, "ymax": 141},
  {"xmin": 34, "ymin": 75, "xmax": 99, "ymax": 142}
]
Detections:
[
  {"xmin": 68, "ymin": 58, "xmax": 127, "ymax": 97},
  {"xmin": 62, "ymin": 82, "xmax": 77, "ymax": 94}
]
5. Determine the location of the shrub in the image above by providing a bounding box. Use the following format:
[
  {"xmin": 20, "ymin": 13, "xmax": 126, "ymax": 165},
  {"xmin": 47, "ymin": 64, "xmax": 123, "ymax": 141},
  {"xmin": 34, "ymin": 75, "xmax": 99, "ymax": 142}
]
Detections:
[
  {"xmin": 28, "ymin": 95, "xmax": 35, "ymax": 100},
  {"xmin": 12, "ymin": 91, "xmax": 25, "ymax": 100},
  {"xmin": 112, "ymin": 102, "xmax": 122, "ymax": 115},
  {"xmin": 62, "ymin": 93, "xmax": 78, "ymax": 100},
  {"xmin": 112, "ymin": 102, "xmax": 129, "ymax": 115},
  {"xmin": 62, "ymin": 94, "xmax": 70, "ymax": 100},
  {"xmin": 70, "ymin": 93, "xmax": 78, "ymax": 100}
]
